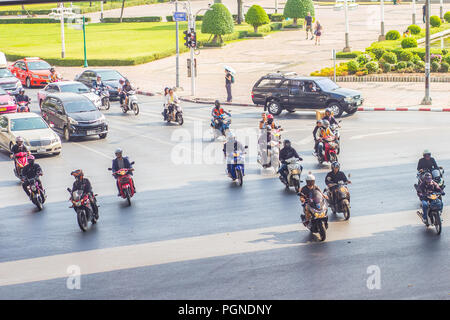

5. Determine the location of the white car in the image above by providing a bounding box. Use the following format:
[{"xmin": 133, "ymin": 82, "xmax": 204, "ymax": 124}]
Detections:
[
  {"xmin": 0, "ymin": 112, "xmax": 62, "ymax": 155},
  {"xmin": 38, "ymin": 81, "xmax": 102, "ymax": 110}
]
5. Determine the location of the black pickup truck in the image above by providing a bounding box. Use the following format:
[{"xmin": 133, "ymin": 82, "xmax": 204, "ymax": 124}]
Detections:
[{"xmin": 251, "ymin": 72, "xmax": 363, "ymax": 117}]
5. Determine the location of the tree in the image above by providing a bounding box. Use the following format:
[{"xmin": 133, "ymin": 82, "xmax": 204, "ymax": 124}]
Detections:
[
  {"xmin": 201, "ymin": 3, "xmax": 234, "ymax": 44},
  {"xmin": 283, "ymin": 0, "xmax": 314, "ymax": 27},
  {"xmin": 120, "ymin": 0, "xmax": 125, "ymax": 23},
  {"xmin": 245, "ymin": 5, "xmax": 270, "ymax": 33}
]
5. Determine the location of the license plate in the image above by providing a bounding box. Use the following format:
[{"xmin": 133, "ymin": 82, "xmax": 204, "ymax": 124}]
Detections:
[
  {"xmin": 0, "ymin": 107, "xmax": 6, "ymax": 111},
  {"xmin": 87, "ymin": 130, "xmax": 97, "ymax": 135},
  {"xmin": 38, "ymin": 148, "xmax": 46, "ymax": 153}
]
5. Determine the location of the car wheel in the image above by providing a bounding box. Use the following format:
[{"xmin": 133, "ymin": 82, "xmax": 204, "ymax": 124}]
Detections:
[
  {"xmin": 63, "ymin": 127, "xmax": 71, "ymax": 142},
  {"xmin": 267, "ymin": 100, "xmax": 282, "ymax": 116},
  {"xmin": 328, "ymin": 102, "xmax": 343, "ymax": 118},
  {"xmin": 99, "ymin": 133, "xmax": 107, "ymax": 139},
  {"xmin": 53, "ymin": 152, "xmax": 61, "ymax": 156},
  {"xmin": 26, "ymin": 77, "xmax": 31, "ymax": 88}
]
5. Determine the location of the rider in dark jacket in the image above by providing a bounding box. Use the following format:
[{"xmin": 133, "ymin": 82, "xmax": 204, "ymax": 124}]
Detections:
[
  {"xmin": 71, "ymin": 169, "xmax": 98, "ymax": 213},
  {"xmin": 417, "ymin": 150, "xmax": 439, "ymax": 172},
  {"xmin": 112, "ymin": 148, "xmax": 135, "ymax": 195},
  {"xmin": 325, "ymin": 162, "xmax": 350, "ymax": 204},
  {"xmin": 21, "ymin": 155, "xmax": 44, "ymax": 198},
  {"xmin": 322, "ymin": 108, "xmax": 338, "ymax": 126},
  {"xmin": 417, "ymin": 172, "xmax": 444, "ymax": 224},
  {"xmin": 278, "ymin": 140, "xmax": 302, "ymax": 181},
  {"xmin": 10, "ymin": 136, "xmax": 29, "ymax": 158},
  {"xmin": 15, "ymin": 88, "xmax": 30, "ymax": 104}
]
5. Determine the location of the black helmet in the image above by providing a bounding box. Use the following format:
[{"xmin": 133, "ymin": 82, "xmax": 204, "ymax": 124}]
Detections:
[
  {"xmin": 214, "ymin": 100, "xmax": 220, "ymax": 108},
  {"xmin": 283, "ymin": 139, "xmax": 291, "ymax": 148},
  {"xmin": 331, "ymin": 161, "xmax": 340, "ymax": 170}
]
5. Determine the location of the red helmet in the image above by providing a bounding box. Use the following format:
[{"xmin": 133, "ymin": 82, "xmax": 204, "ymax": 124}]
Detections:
[{"xmin": 267, "ymin": 114, "xmax": 274, "ymax": 120}]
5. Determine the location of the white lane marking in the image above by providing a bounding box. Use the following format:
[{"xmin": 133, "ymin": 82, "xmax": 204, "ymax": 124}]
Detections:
[
  {"xmin": 349, "ymin": 130, "xmax": 400, "ymax": 140},
  {"xmin": 1, "ymin": 207, "xmax": 447, "ymax": 287},
  {"xmin": 71, "ymin": 142, "xmax": 112, "ymax": 160},
  {"xmin": 293, "ymin": 136, "xmax": 314, "ymax": 145}
]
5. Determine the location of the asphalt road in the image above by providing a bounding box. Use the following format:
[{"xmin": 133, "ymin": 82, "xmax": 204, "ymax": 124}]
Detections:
[{"xmin": 0, "ymin": 89, "xmax": 449, "ymax": 299}]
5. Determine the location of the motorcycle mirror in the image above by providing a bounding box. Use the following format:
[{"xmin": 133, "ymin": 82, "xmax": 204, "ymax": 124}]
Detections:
[
  {"xmin": 439, "ymin": 166, "xmax": 443, "ymax": 170},
  {"xmin": 244, "ymin": 146, "xmax": 248, "ymax": 149},
  {"xmin": 67, "ymin": 187, "xmax": 71, "ymax": 192},
  {"xmin": 131, "ymin": 161, "xmax": 135, "ymax": 165},
  {"xmin": 107, "ymin": 168, "xmax": 112, "ymax": 171},
  {"xmin": 348, "ymin": 173, "xmax": 351, "ymax": 178}
]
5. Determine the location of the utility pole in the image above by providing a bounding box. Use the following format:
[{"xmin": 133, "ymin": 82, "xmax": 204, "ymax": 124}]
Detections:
[
  {"xmin": 378, "ymin": 0, "xmax": 385, "ymax": 41},
  {"xmin": 275, "ymin": 0, "xmax": 278, "ymax": 13},
  {"xmin": 100, "ymin": 0, "xmax": 104, "ymax": 22},
  {"xmin": 343, "ymin": 0, "xmax": 351, "ymax": 52},
  {"xmin": 175, "ymin": 0, "xmax": 180, "ymax": 88},
  {"xmin": 60, "ymin": 3, "xmax": 66, "ymax": 58},
  {"xmin": 440, "ymin": 0, "xmax": 443, "ymax": 20},
  {"xmin": 82, "ymin": 16, "xmax": 88, "ymax": 68},
  {"xmin": 421, "ymin": 0, "xmax": 431, "ymax": 105},
  {"xmin": 412, "ymin": 0, "xmax": 416, "ymax": 25}
]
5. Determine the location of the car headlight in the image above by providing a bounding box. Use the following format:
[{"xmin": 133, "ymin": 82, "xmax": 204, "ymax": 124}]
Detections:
[
  {"xmin": 344, "ymin": 97, "xmax": 353, "ymax": 103},
  {"xmin": 32, "ymin": 74, "xmax": 39, "ymax": 79},
  {"xmin": 68, "ymin": 117, "xmax": 78, "ymax": 125}
]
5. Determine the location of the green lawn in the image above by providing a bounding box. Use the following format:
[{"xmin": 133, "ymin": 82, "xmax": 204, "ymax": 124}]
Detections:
[{"xmin": 0, "ymin": 22, "xmax": 275, "ymax": 66}]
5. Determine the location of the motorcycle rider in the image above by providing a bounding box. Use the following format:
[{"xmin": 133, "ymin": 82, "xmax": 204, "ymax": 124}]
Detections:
[
  {"xmin": 417, "ymin": 150, "xmax": 439, "ymax": 173},
  {"xmin": 223, "ymin": 132, "xmax": 245, "ymax": 178},
  {"xmin": 15, "ymin": 88, "xmax": 31, "ymax": 105},
  {"xmin": 49, "ymin": 67, "xmax": 61, "ymax": 82},
  {"xmin": 71, "ymin": 169, "xmax": 98, "ymax": 214},
  {"xmin": 278, "ymin": 140, "xmax": 302, "ymax": 183},
  {"xmin": 312, "ymin": 119, "xmax": 323, "ymax": 156},
  {"xmin": 417, "ymin": 172, "xmax": 444, "ymax": 225},
  {"xmin": 92, "ymin": 75, "xmax": 107, "ymax": 91},
  {"xmin": 10, "ymin": 136, "xmax": 29, "ymax": 159},
  {"xmin": 112, "ymin": 148, "xmax": 135, "ymax": 196},
  {"xmin": 164, "ymin": 88, "xmax": 180, "ymax": 120},
  {"xmin": 211, "ymin": 100, "xmax": 230, "ymax": 129},
  {"xmin": 317, "ymin": 119, "xmax": 335, "ymax": 157},
  {"xmin": 325, "ymin": 161, "xmax": 351, "ymax": 205},
  {"xmin": 162, "ymin": 87, "xmax": 170, "ymax": 120},
  {"xmin": 21, "ymin": 155, "xmax": 45, "ymax": 199},
  {"xmin": 299, "ymin": 174, "xmax": 327, "ymax": 222},
  {"xmin": 119, "ymin": 79, "xmax": 133, "ymax": 108},
  {"xmin": 322, "ymin": 108, "xmax": 338, "ymax": 126}
]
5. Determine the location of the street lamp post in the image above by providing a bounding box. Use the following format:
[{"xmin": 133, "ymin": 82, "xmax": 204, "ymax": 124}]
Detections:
[
  {"xmin": 100, "ymin": 0, "xmax": 104, "ymax": 22},
  {"xmin": 343, "ymin": 0, "xmax": 351, "ymax": 52},
  {"xmin": 60, "ymin": 3, "xmax": 66, "ymax": 58},
  {"xmin": 275, "ymin": 0, "xmax": 278, "ymax": 13},
  {"xmin": 378, "ymin": 0, "xmax": 385, "ymax": 41},
  {"xmin": 412, "ymin": 0, "xmax": 416, "ymax": 25},
  {"xmin": 440, "ymin": 0, "xmax": 443, "ymax": 20},
  {"xmin": 175, "ymin": 0, "xmax": 180, "ymax": 88},
  {"xmin": 82, "ymin": 16, "xmax": 88, "ymax": 68},
  {"xmin": 421, "ymin": 0, "xmax": 431, "ymax": 105}
]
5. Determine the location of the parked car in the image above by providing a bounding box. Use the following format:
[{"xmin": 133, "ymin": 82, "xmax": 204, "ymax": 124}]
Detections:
[
  {"xmin": 38, "ymin": 81, "xmax": 101, "ymax": 110},
  {"xmin": 40, "ymin": 92, "xmax": 108, "ymax": 141},
  {"xmin": 0, "ymin": 112, "xmax": 61, "ymax": 155},
  {"xmin": 8, "ymin": 57, "xmax": 52, "ymax": 88},
  {"xmin": 0, "ymin": 53, "xmax": 23, "ymax": 96},
  {"xmin": 251, "ymin": 72, "xmax": 363, "ymax": 117},
  {"xmin": 74, "ymin": 69, "xmax": 126, "ymax": 101},
  {"xmin": 0, "ymin": 87, "xmax": 17, "ymax": 114}
]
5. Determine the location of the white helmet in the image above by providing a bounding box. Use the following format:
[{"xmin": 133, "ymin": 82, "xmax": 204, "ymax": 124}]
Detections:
[
  {"xmin": 16, "ymin": 136, "xmax": 24, "ymax": 143},
  {"xmin": 306, "ymin": 174, "xmax": 315, "ymax": 181},
  {"xmin": 115, "ymin": 148, "xmax": 123, "ymax": 155}
]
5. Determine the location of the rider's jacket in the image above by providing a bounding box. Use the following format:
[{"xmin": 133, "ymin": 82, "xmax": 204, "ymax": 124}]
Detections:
[
  {"xmin": 417, "ymin": 157, "xmax": 438, "ymax": 172},
  {"xmin": 417, "ymin": 180, "xmax": 442, "ymax": 199},
  {"xmin": 300, "ymin": 185, "xmax": 322, "ymax": 202},
  {"xmin": 11, "ymin": 144, "xmax": 29, "ymax": 155},
  {"xmin": 16, "ymin": 94, "xmax": 30, "ymax": 103},
  {"xmin": 212, "ymin": 107, "xmax": 227, "ymax": 117},
  {"xmin": 21, "ymin": 163, "xmax": 42, "ymax": 180},
  {"xmin": 72, "ymin": 178, "xmax": 93, "ymax": 196},
  {"xmin": 325, "ymin": 170, "xmax": 348, "ymax": 186},
  {"xmin": 322, "ymin": 115, "xmax": 338, "ymax": 126},
  {"xmin": 279, "ymin": 146, "xmax": 301, "ymax": 163},
  {"xmin": 319, "ymin": 127, "xmax": 334, "ymax": 139}
]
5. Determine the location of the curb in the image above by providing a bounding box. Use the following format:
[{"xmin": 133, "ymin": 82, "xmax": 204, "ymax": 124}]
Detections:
[{"xmin": 357, "ymin": 107, "xmax": 450, "ymax": 112}]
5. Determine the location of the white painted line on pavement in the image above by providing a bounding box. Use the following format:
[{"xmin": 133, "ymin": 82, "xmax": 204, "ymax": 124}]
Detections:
[
  {"xmin": 72, "ymin": 142, "xmax": 113, "ymax": 160},
  {"xmin": 1, "ymin": 207, "xmax": 447, "ymax": 287}
]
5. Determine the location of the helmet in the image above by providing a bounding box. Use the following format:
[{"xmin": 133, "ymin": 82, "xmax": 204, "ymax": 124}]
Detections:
[
  {"xmin": 115, "ymin": 148, "xmax": 123, "ymax": 155},
  {"xmin": 306, "ymin": 173, "xmax": 316, "ymax": 186},
  {"xmin": 16, "ymin": 136, "xmax": 24, "ymax": 143},
  {"xmin": 423, "ymin": 149, "xmax": 431, "ymax": 156},
  {"xmin": 322, "ymin": 120, "xmax": 330, "ymax": 128},
  {"xmin": 325, "ymin": 108, "xmax": 332, "ymax": 114},
  {"xmin": 71, "ymin": 169, "xmax": 84, "ymax": 180},
  {"xmin": 50, "ymin": 67, "xmax": 55, "ymax": 72},
  {"xmin": 316, "ymin": 119, "xmax": 323, "ymax": 125},
  {"xmin": 27, "ymin": 154, "xmax": 35, "ymax": 164},
  {"xmin": 119, "ymin": 78, "xmax": 125, "ymax": 84},
  {"xmin": 214, "ymin": 100, "xmax": 220, "ymax": 108},
  {"xmin": 283, "ymin": 139, "xmax": 291, "ymax": 148},
  {"xmin": 267, "ymin": 114, "xmax": 274, "ymax": 120},
  {"xmin": 331, "ymin": 161, "xmax": 340, "ymax": 170},
  {"xmin": 96, "ymin": 75, "xmax": 101, "ymax": 79},
  {"xmin": 424, "ymin": 172, "xmax": 432, "ymax": 183},
  {"xmin": 19, "ymin": 88, "xmax": 25, "ymax": 94}
]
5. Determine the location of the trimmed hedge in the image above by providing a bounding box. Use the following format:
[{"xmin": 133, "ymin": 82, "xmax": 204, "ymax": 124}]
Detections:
[
  {"xmin": 407, "ymin": 24, "xmax": 421, "ymax": 35},
  {"xmin": 431, "ymin": 61, "xmax": 440, "ymax": 72},
  {"xmin": 399, "ymin": 50, "xmax": 413, "ymax": 62},
  {"xmin": 347, "ymin": 60, "xmax": 359, "ymax": 74},
  {"xmin": 166, "ymin": 15, "xmax": 203, "ymax": 22},
  {"xmin": 0, "ymin": 10, "xmax": 52, "ymax": 16},
  {"xmin": 381, "ymin": 52, "xmax": 397, "ymax": 64},
  {"xmin": 401, "ymin": 37, "xmax": 417, "ymax": 49},
  {"xmin": 336, "ymin": 51, "xmax": 362, "ymax": 59},
  {"xmin": 385, "ymin": 30, "xmax": 400, "ymax": 40},
  {"xmin": 444, "ymin": 12, "xmax": 450, "ymax": 23},
  {"xmin": 246, "ymin": 32, "xmax": 265, "ymax": 37},
  {"xmin": 102, "ymin": 16, "xmax": 162, "ymax": 23},
  {"xmin": 269, "ymin": 13, "xmax": 284, "ymax": 22},
  {"xmin": 0, "ymin": 17, "xmax": 91, "ymax": 24},
  {"xmin": 440, "ymin": 62, "xmax": 450, "ymax": 72},
  {"xmin": 430, "ymin": 15, "xmax": 441, "ymax": 28}
]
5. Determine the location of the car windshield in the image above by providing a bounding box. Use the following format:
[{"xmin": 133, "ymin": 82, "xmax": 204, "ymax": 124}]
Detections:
[
  {"xmin": 11, "ymin": 117, "xmax": 48, "ymax": 131},
  {"xmin": 0, "ymin": 69, "xmax": 13, "ymax": 78},
  {"xmin": 27, "ymin": 61, "xmax": 51, "ymax": 70},
  {"xmin": 60, "ymin": 83, "xmax": 90, "ymax": 94},
  {"xmin": 64, "ymin": 99, "xmax": 97, "ymax": 113},
  {"xmin": 96, "ymin": 70, "xmax": 122, "ymax": 81},
  {"xmin": 316, "ymin": 79, "xmax": 340, "ymax": 91}
]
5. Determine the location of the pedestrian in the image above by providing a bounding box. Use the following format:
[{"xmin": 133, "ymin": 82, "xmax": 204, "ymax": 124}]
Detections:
[
  {"xmin": 422, "ymin": 4, "xmax": 426, "ymax": 23},
  {"xmin": 314, "ymin": 21, "xmax": 322, "ymax": 45},
  {"xmin": 225, "ymin": 68, "xmax": 233, "ymax": 103},
  {"xmin": 304, "ymin": 12, "xmax": 313, "ymax": 40}
]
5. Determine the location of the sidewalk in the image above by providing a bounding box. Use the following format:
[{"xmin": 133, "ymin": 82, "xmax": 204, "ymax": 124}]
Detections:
[{"xmin": 57, "ymin": 4, "xmax": 450, "ymax": 108}]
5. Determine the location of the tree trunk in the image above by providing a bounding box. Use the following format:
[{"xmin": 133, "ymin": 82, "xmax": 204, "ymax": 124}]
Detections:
[
  {"xmin": 254, "ymin": 25, "xmax": 258, "ymax": 33},
  {"xmin": 293, "ymin": 17, "xmax": 298, "ymax": 27},
  {"xmin": 120, "ymin": 0, "xmax": 125, "ymax": 23},
  {"xmin": 237, "ymin": 0, "xmax": 243, "ymax": 25}
]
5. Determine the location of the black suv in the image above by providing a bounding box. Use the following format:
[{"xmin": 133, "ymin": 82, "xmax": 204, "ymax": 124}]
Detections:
[
  {"xmin": 74, "ymin": 69, "xmax": 126, "ymax": 100},
  {"xmin": 40, "ymin": 92, "xmax": 108, "ymax": 141},
  {"xmin": 251, "ymin": 72, "xmax": 363, "ymax": 117}
]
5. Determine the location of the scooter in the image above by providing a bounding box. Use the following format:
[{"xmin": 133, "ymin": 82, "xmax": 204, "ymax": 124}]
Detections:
[
  {"xmin": 316, "ymin": 137, "xmax": 338, "ymax": 164},
  {"xmin": 121, "ymin": 91, "xmax": 139, "ymax": 115},
  {"xmin": 94, "ymin": 87, "xmax": 110, "ymax": 110},
  {"xmin": 13, "ymin": 151, "xmax": 28, "ymax": 180},
  {"xmin": 301, "ymin": 193, "xmax": 329, "ymax": 241},
  {"xmin": 325, "ymin": 177, "xmax": 351, "ymax": 220},
  {"xmin": 166, "ymin": 103, "xmax": 184, "ymax": 125},
  {"xmin": 67, "ymin": 188, "xmax": 99, "ymax": 232},
  {"xmin": 417, "ymin": 192, "xmax": 444, "ymax": 235},
  {"xmin": 16, "ymin": 101, "xmax": 30, "ymax": 112},
  {"xmin": 211, "ymin": 113, "xmax": 231, "ymax": 139},
  {"xmin": 23, "ymin": 176, "xmax": 45, "ymax": 211},
  {"xmin": 258, "ymin": 127, "xmax": 282, "ymax": 171},
  {"xmin": 227, "ymin": 147, "xmax": 247, "ymax": 186},
  {"xmin": 279, "ymin": 157, "xmax": 302, "ymax": 192},
  {"xmin": 108, "ymin": 162, "xmax": 135, "ymax": 206}
]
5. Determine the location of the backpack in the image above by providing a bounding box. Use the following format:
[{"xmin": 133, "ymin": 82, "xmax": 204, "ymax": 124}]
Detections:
[{"xmin": 231, "ymin": 74, "xmax": 235, "ymax": 84}]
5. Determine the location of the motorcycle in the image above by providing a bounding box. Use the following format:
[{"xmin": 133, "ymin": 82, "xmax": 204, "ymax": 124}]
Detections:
[
  {"xmin": 211, "ymin": 114, "xmax": 231, "ymax": 139},
  {"xmin": 166, "ymin": 103, "xmax": 184, "ymax": 125},
  {"xmin": 23, "ymin": 176, "xmax": 45, "ymax": 211},
  {"xmin": 121, "ymin": 91, "xmax": 139, "ymax": 115},
  {"xmin": 95, "ymin": 87, "xmax": 110, "ymax": 110},
  {"xmin": 325, "ymin": 178, "xmax": 351, "ymax": 220},
  {"xmin": 417, "ymin": 192, "xmax": 443, "ymax": 235},
  {"xmin": 279, "ymin": 157, "xmax": 302, "ymax": 192},
  {"xmin": 258, "ymin": 127, "xmax": 282, "ymax": 171},
  {"xmin": 227, "ymin": 147, "xmax": 247, "ymax": 186},
  {"xmin": 108, "ymin": 162, "xmax": 135, "ymax": 206},
  {"xmin": 330, "ymin": 121, "xmax": 341, "ymax": 154},
  {"xmin": 67, "ymin": 188, "xmax": 99, "ymax": 232},
  {"xmin": 414, "ymin": 167, "xmax": 445, "ymax": 191},
  {"xmin": 301, "ymin": 192, "xmax": 329, "ymax": 241},
  {"xmin": 316, "ymin": 137, "xmax": 338, "ymax": 165},
  {"xmin": 13, "ymin": 151, "xmax": 28, "ymax": 180},
  {"xmin": 16, "ymin": 101, "xmax": 30, "ymax": 112}
]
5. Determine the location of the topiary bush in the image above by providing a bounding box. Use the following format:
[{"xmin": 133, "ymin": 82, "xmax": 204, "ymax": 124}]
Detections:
[
  {"xmin": 407, "ymin": 24, "xmax": 421, "ymax": 35},
  {"xmin": 396, "ymin": 61, "xmax": 407, "ymax": 70},
  {"xmin": 371, "ymin": 47, "xmax": 386, "ymax": 60},
  {"xmin": 381, "ymin": 52, "xmax": 397, "ymax": 64},
  {"xmin": 356, "ymin": 53, "xmax": 373, "ymax": 65},
  {"xmin": 444, "ymin": 53, "xmax": 450, "ymax": 65},
  {"xmin": 347, "ymin": 60, "xmax": 359, "ymax": 74},
  {"xmin": 245, "ymin": 5, "xmax": 270, "ymax": 33},
  {"xmin": 430, "ymin": 15, "xmax": 441, "ymax": 27},
  {"xmin": 365, "ymin": 61, "xmax": 379, "ymax": 74},
  {"xmin": 414, "ymin": 60, "xmax": 425, "ymax": 72},
  {"xmin": 411, "ymin": 54, "xmax": 422, "ymax": 64},
  {"xmin": 431, "ymin": 61, "xmax": 440, "ymax": 72},
  {"xmin": 430, "ymin": 54, "xmax": 442, "ymax": 63},
  {"xmin": 439, "ymin": 62, "xmax": 449, "ymax": 73},
  {"xmin": 401, "ymin": 37, "xmax": 418, "ymax": 49},
  {"xmin": 385, "ymin": 30, "xmax": 401, "ymax": 40},
  {"xmin": 399, "ymin": 50, "xmax": 413, "ymax": 62},
  {"xmin": 269, "ymin": 13, "xmax": 285, "ymax": 22},
  {"xmin": 201, "ymin": 3, "xmax": 234, "ymax": 44},
  {"xmin": 444, "ymin": 11, "xmax": 450, "ymax": 23},
  {"xmin": 380, "ymin": 61, "xmax": 392, "ymax": 73},
  {"xmin": 283, "ymin": 0, "xmax": 314, "ymax": 26}
]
